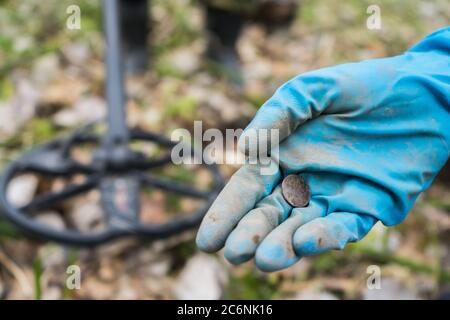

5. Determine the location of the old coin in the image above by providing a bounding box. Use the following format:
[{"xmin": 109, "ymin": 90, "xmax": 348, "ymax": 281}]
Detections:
[{"xmin": 281, "ymin": 174, "xmax": 310, "ymax": 207}]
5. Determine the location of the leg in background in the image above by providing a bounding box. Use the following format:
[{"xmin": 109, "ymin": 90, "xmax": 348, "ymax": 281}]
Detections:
[
  {"xmin": 204, "ymin": 3, "xmax": 245, "ymax": 84},
  {"xmin": 119, "ymin": 0, "xmax": 150, "ymax": 74}
]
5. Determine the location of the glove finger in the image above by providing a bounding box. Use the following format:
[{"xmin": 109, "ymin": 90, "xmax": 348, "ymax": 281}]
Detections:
[
  {"xmin": 254, "ymin": 200, "xmax": 326, "ymax": 272},
  {"xmin": 238, "ymin": 70, "xmax": 340, "ymax": 156},
  {"xmin": 196, "ymin": 163, "xmax": 281, "ymax": 252},
  {"xmin": 223, "ymin": 186, "xmax": 291, "ymax": 265},
  {"xmin": 293, "ymin": 211, "xmax": 377, "ymax": 256}
]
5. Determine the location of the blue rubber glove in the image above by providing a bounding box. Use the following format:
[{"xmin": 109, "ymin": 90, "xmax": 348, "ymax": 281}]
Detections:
[{"xmin": 196, "ymin": 27, "xmax": 450, "ymax": 272}]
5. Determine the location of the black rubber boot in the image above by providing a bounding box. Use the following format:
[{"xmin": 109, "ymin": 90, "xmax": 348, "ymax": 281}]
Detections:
[
  {"xmin": 120, "ymin": 0, "xmax": 150, "ymax": 75},
  {"xmin": 205, "ymin": 5, "xmax": 245, "ymax": 85}
]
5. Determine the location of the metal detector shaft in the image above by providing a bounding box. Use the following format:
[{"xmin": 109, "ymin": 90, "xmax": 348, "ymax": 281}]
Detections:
[{"xmin": 102, "ymin": 0, "xmax": 129, "ymax": 145}]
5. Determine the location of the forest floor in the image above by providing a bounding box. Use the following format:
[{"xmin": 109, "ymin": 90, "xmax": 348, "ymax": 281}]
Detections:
[{"xmin": 0, "ymin": 0, "xmax": 450, "ymax": 299}]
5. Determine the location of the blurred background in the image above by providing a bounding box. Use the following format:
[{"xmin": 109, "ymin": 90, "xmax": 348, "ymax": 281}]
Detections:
[{"xmin": 0, "ymin": 0, "xmax": 449, "ymax": 300}]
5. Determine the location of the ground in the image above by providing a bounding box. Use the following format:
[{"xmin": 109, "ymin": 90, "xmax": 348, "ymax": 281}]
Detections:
[{"xmin": 0, "ymin": 0, "xmax": 450, "ymax": 299}]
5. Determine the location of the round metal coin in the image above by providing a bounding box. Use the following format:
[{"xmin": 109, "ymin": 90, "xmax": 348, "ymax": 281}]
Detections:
[{"xmin": 281, "ymin": 174, "xmax": 310, "ymax": 207}]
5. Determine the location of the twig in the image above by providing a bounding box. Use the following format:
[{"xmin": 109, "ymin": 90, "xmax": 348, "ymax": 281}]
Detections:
[
  {"xmin": 347, "ymin": 246, "xmax": 450, "ymax": 282},
  {"xmin": 0, "ymin": 250, "xmax": 33, "ymax": 297}
]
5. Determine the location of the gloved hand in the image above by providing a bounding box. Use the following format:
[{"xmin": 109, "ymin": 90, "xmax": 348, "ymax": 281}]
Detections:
[{"xmin": 196, "ymin": 27, "xmax": 450, "ymax": 272}]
